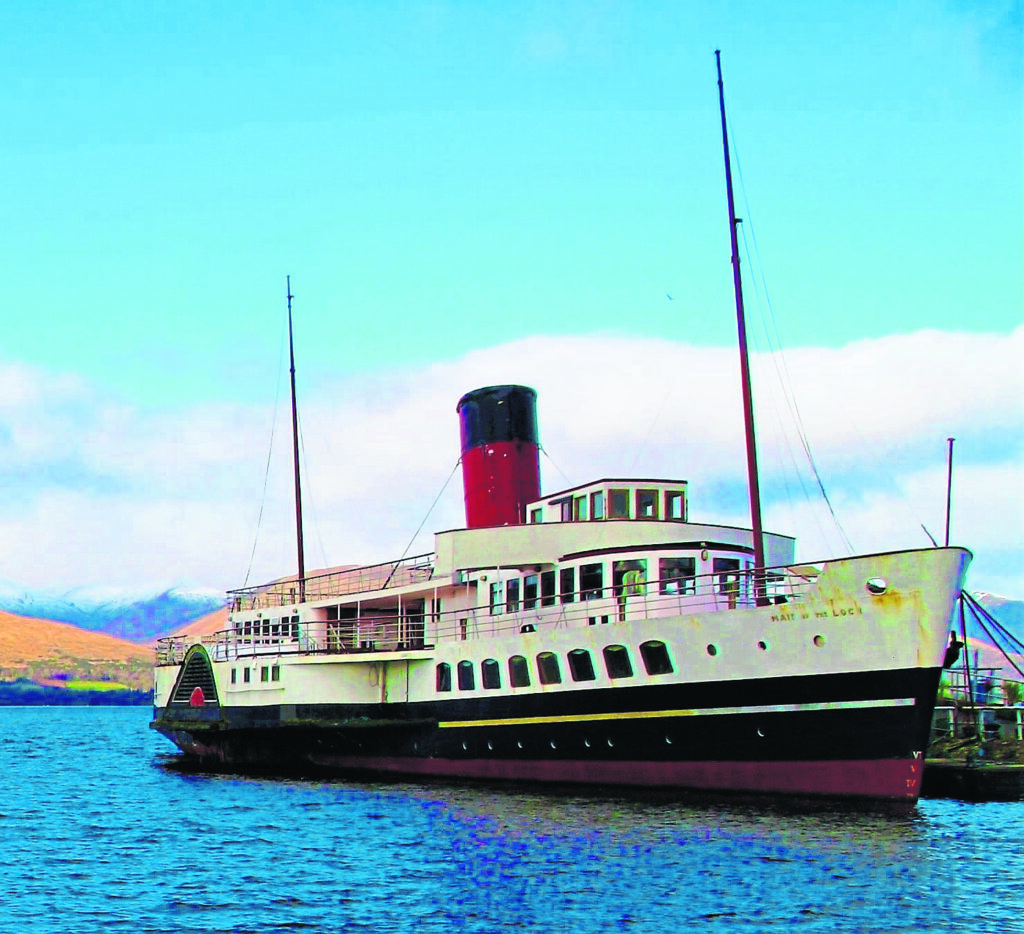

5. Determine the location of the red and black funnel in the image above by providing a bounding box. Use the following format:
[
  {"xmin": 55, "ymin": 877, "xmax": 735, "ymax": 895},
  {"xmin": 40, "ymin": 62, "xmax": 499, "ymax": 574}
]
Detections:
[{"xmin": 456, "ymin": 385, "xmax": 541, "ymax": 529}]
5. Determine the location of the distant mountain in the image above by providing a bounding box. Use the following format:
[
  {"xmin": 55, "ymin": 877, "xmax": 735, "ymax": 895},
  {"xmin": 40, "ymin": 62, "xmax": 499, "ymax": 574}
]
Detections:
[
  {"xmin": 0, "ymin": 608, "xmax": 153, "ymax": 690},
  {"xmin": 970, "ymin": 592, "xmax": 1024, "ymax": 644},
  {"xmin": 0, "ymin": 583, "xmax": 222, "ymax": 644}
]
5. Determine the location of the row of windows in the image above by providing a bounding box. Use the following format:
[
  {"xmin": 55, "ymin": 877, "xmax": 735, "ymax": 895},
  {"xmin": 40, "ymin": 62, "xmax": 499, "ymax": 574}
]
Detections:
[
  {"xmin": 487, "ymin": 557, "xmax": 745, "ymax": 616},
  {"xmin": 435, "ymin": 640, "xmax": 674, "ymax": 692},
  {"xmin": 233, "ymin": 616, "xmax": 300, "ymax": 642},
  {"xmin": 230, "ymin": 664, "xmax": 281, "ymax": 685},
  {"xmin": 533, "ymin": 488, "xmax": 686, "ymax": 523}
]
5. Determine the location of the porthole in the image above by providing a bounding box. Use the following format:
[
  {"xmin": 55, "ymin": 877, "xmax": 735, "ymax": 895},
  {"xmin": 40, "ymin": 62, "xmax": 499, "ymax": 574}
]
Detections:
[
  {"xmin": 756, "ymin": 640, "xmax": 769, "ymax": 652},
  {"xmin": 462, "ymin": 742, "xmax": 468, "ymax": 751},
  {"xmin": 706, "ymin": 643, "xmax": 719, "ymax": 657},
  {"xmin": 487, "ymin": 741, "xmax": 493, "ymax": 751},
  {"xmin": 607, "ymin": 738, "xmax": 614, "ymax": 747},
  {"xmin": 550, "ymin": 740, "xmax": 557, "ymax": 750},
  {"xmin": 584, "ymin": 738, "xmax": 591, "ymax": 748},
  {"xmin": 813, "ymin": 634, "xmax": 826, "ymax": 647},
  {"xmin": 866, "ymin": 578, "xmax": 888, "ymax": 596},
  {"xmin": 517, "ymin": 740, "xmax": 523, "ymax": 749},
  {"xmin": 665, "ymin": 736, "xmax": 673, "ymax": 745}
]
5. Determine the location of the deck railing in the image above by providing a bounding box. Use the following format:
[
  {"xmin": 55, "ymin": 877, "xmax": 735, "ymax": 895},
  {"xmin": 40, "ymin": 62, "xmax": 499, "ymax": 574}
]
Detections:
[
  {"xmin": 225, "ymin": 552, "xmax": 436, "ymax": 611},
  {"xmin": 157, "ymin": 563, "xmax": 818, "ymax": 666},
  {"xmin": 932, "ymin": 670, "xmax": 1024, "ymax": 742}
]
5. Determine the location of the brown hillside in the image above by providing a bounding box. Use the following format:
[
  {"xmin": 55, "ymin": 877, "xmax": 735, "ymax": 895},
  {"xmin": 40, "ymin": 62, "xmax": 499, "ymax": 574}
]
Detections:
[
  {"xmin": 0, "ymin": 609, "xmax": 153, "ymax": 689},
  {"xmin": 158, "ymin": 605, "xmax": 230, "ymax": 643}
]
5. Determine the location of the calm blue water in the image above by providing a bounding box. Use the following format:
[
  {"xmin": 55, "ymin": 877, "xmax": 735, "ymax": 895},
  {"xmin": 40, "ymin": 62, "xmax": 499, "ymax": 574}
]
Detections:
[{"xmin": 0, "ymin": 708, "xmax": 1020, "ymax": 933}]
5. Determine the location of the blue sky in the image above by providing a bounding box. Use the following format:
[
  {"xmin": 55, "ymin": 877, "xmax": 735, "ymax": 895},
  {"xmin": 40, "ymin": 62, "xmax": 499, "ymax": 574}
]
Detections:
[{"xmin": 0, "ymin": 1, "xmax": 1020, "ymax": 598}]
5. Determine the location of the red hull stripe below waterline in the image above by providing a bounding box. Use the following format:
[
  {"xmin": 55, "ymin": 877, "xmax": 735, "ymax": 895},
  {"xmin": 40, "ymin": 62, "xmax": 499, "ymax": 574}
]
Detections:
[{"xmin": 305, "ymin": 755, "xmax": 925, "ymax": 801}]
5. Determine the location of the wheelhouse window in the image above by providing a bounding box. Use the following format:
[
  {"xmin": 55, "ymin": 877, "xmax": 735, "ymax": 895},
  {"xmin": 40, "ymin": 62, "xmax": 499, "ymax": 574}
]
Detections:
[
  {"xmin": 636, "ymin": 489, "xmax": 658, "ymax": 519},
  {"xmin": 540, "ymin": 570, "xmax": 556, "ymax": 607},
  {"xmin": 481, "ymin": 658, "xmax": 501, "ymax": 690},
  {"xmin": 590, "ymin": 491, "xmax": 605, "ymax": 519},
  {"xmin": 660, "ymin": 557, "xmax": 697, "ymax": 595},
  {"xmin": 665, "ymin": 490, "xmax": 685, "ymax": 520},
  {"xmin": 523, "ymin": 574, "xmax": 539, "ymax": 610},
  {"xmin": 489, "ymin": 582, "xmax": 502, "ymax": 615},
  {"xmin": 536, "ymin": 651, "xmax": 562, "ymax": 685},
  {"xmin": 457, "ymin": 660, "xmax": 475, "ymax": 691},
  {"xmin": 603, "ymin": 644, "xmax": 634, "ymax": 679},
  {"xmin": 639, "ymin": 640, "xmax": 674, "ymax": 675},
  {"xmin": 436, "ymin": 662, "xmax": 452, "ymax": 692},
  {"xmin": 573, "ymin": 496, "xmax": 588, "ymax": 520},
  {"xmin": 554, "ymin": 498, "xmax": 572, "ymax": 521},
  {"xmin": 613, "ymin": 559, "xmax": 647, "ymax": 596},
  {"xmin": 508, "ymin": 655, "xmax": 531, "ymax": 688},
  {"xmin": 506, "ymin": 579, "xmax": 520, "ymax": 613},
  {"xmin": 580, "ymin": 563, "xmax": 604, "ymax": 600},
  {"xmin": 568, "ymin": 649, "xmax": 596, "ymax": 682},
  {"xmin": 559, "ymin": 567, "xmax": 576, "ymax": 604},
  {"xmin": 609, "ymin": 488, "xmax": 630, "ymax": 518},
  {"xmin": 714, "ymin": 557, "xmax": 742, "ymax": 606}
]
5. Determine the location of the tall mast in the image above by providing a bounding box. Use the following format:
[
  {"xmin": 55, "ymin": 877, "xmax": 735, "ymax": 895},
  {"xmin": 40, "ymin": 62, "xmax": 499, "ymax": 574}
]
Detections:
[
  {"xmin": 716, "ymin": 50, "xmax": 766, "ymax": 576},
  {"xmin": 287, "ymin": 275, "xmax": 306, "ymax": 602},
  {"xmin": 944, "ymin": 436, "xmax": 955, "ymax": 547}
]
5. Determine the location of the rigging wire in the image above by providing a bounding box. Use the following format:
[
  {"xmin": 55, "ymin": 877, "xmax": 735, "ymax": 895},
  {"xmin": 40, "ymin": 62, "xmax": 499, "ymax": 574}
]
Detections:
[
  {"xmin": 382, "ymin": 458, "xmax": 463, "ymax": 587},
  {"xmin": 539, "ymin": 445, "xmax": 572, "ymax": 487},
  {"xmin": 242, "ymin": 311, "xmax": 288, "ymax": 588},
  {"xmin": 728, "ymin": 120, "xmax": 854, "ymax": 554}
]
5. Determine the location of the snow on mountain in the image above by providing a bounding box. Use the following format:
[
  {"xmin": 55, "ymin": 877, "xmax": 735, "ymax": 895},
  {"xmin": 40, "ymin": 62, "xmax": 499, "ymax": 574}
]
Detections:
[
  {"xmin": 970, "ymin": 592, "xmax": 1024, "ymax": 643},
  {"xmin": 0, "ymin": 581, "xmax": 223, "ymax": 644}
]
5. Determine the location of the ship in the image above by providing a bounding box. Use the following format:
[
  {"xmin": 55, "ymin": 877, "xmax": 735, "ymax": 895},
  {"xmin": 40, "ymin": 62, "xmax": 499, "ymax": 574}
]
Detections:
[{"xmin": 151, "ymin": 55, "xmax": 972, "ymax": 802}]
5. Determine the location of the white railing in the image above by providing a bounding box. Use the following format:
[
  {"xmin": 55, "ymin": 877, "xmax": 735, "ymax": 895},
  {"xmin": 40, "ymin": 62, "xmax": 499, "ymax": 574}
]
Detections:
[{"xmin": 157, "ymin": 563, "xmax": 817, "ymax": 666}]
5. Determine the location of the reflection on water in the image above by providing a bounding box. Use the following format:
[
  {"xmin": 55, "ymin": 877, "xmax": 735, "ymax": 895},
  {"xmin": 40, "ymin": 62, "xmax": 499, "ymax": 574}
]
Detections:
[{"xmin": 0, "ymin": 708, "xmax": 1020, "ymax": 933}]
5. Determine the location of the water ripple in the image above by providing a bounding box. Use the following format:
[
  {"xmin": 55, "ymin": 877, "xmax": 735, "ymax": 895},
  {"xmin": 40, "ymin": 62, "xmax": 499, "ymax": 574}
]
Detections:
[{"xmin": 0, "ymin": 708, "xmax": 1020, "ymax": 932}]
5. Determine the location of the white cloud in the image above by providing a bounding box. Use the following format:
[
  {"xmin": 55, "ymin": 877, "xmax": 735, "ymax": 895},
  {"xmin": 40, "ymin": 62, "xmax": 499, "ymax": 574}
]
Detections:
[{"xmin": 0, "ymin": 327, "xmax": 1020, "ymax": 597}]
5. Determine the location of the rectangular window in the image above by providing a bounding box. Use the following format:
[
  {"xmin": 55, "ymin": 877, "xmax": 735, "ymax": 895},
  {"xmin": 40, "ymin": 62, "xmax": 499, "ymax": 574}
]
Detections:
[
  {"xmin": 536, "ymin": 652, "xmax": 562, "ymax": 685},
  {"xmin": 523, "ymin": 574, "xmax": 539, "ymax": 610},
  {"xmin": 481, "ymin": 658, "xmax": 501, "ymax": 689},
  {"xmin": 506, "ymin": 579, "xmax": 520, "ymax": 613},
  {"xmin": 609, "ymin": 488, "xmax": 629, "ymax": 518},
  {"xmin": 559, "ymin": 567, "xmax": 576, "ymax": 604},
  {"xmin": 590, "ymin": 491, "xmax": 604, "ymax": 519},
  {"xmin": 243, "ymin": 667, "xmax": 251, "ymax": 684},
  {"xmin": 640, "ymin": 640, "xmax": 674, "ymax": 675},
  {"xmin": 508, "ymin": 655, "xmax": 531, "ymax": 687},
  {"xmin": 660, "ymin": 557, "xmax": 697, "ymax": 595},
  {"xmin": 568, "ymin": 649, "xmax": 596, "ymax": 682},
  {"xmin": 540, "ymin": 570, "xmax": 556, "ymax": 607},
  {"xmin": 530, "ymin": 508, "xmax": 542, "ymax": 523},
  {"xmin": 714, "ymin": 557, "xmax": 742, "ymax": 606},
  {"xmin": 260, "ymin": 666, "xmax": 269, "ymax": 683},
  {"xmin": 230, "ymin": 668, "xmax": 237, "ymax": 685},
  {"xmin": 271, "ymin": 665, "xmax": 281, "ymax": 682},
  {"xmin": 665, "ymin": 490, "xmax": 685, "ymax": 520},
  {"xmin": 636, "ymin": 489, "xmax": 658, "ymax": 519},
  {"xmin": 436, "ymin": 662, "xmax": 452, "ymax": 692},
  {"xmin": 457, "ymin": 660, "xmax": 475, "ymax": 691},
  {"xmin": 580, "ymin": 563, "xmax": 603, "ymax": 600},
  {"xmin": 489, "ymin": 581, "xmax": 502, "ymax": 615},
  {"xmin": 603, "ymin": 645, "xmax": 634, "ymax": 679},
  {"xmin": 552, "ymin": 499, "xmax": 577, "ymax": 522},
  {"xmin": 573, "ymin": 496, "xmax": 588, "ymax": 520}
]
